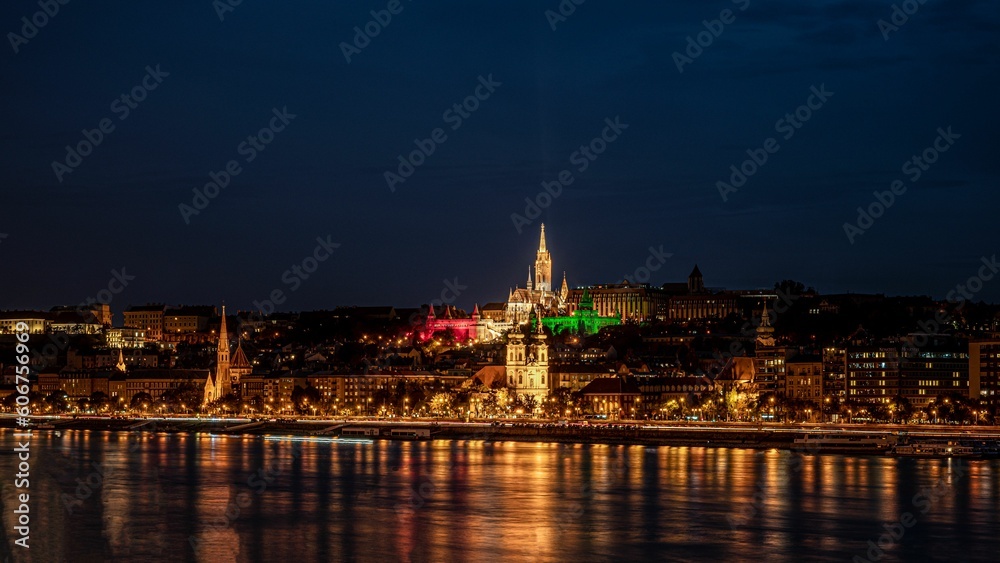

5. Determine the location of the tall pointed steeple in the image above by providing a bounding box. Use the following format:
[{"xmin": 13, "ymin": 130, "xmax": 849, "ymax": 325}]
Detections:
[
  {"xmin": 116, "ymin": 347, "xmax": 126, "ymax": 373},
  {"xmin": 215, "ymin": 305, "xmax": 232, "ymax": 397},
  {"xmin": 526, "ymin": 266, "xmax": 533, "ymax": 291},
  {"xmin": 756, "ymin": 300, "xmax": 775, "ymax": 347},
  {"xmin": 560, "ymin": 271, "xmax": 569, "ymax": 300},
  {"xmin": 534, "ymin": 224, "xmax": 552, "ymax": 292},
  {"xmin": 218, "ymin": 305, "xmax": 229, "ymax": 352}
]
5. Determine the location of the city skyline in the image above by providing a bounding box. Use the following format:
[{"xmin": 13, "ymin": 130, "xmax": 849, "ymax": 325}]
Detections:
[
  {"xmin": 2, "ymin": 222, "xmax": 999, "ymax": 316},
  {"xmin": 4, "ymin": 2, "xmax": 1000, "ymax": 561}
]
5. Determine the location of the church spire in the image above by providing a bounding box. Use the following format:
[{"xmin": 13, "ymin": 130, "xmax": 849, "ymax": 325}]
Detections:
[
  {"xmin": 116, "ymin": 347, "xmax": 126, "ymax": 373},
  {"xmin": 527, "ymin": 266, "xmax": 533, "ymax": 291},
  {"xmin": 560, "ymin": 271, "xmax": 569, "ymax": 300},
  {"xmin": 213, "ymin": 304, "xmax": 232, "ymax": 399},
  {"xmin": 534, "ymin": 224, "xmax": 552, "ymax": 292},
  {"xmin": 756, "ymin": 299, "xmax": 775, "ymax": 347},
  {"xmin": 218, "ymin": 305, "xmax": 230, "ymax": 354}
]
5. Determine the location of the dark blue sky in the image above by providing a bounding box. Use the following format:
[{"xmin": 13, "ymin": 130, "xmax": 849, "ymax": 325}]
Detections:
[{"xmin": 2, "ymin": 0, "xmax": 999, "ymax": 312}]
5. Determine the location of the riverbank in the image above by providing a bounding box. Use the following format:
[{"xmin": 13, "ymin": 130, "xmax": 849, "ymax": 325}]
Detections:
[{"xmin": 6, "ymin": 415, "xmax": 1000, "ymax": 453}]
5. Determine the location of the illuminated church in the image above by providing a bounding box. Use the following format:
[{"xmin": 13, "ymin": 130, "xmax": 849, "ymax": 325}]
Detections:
[
  {"xmin": 506, "ymin": 322, "xmax": 550, "ymax": 402},
  {"xmin": 204, "ymin": 306, "xmax": 251, "ymax": 403},
  {"xmin": 416, "ymin": 224, "xmax": 568, "ymax": 342},
  {"xmin": 506, "ymin": 224, "xmax": 568, "ymax": 325}
]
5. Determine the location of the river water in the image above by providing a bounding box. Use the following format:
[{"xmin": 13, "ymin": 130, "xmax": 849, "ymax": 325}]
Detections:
[{"xmin": 1, "ymin": 430, "xmax": 997, "ymax": 562}]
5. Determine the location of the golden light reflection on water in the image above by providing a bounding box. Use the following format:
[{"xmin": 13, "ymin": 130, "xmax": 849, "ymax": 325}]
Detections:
[{"xmin": 2, "ymin": 430, "xmax": 999, "ymax": 562}]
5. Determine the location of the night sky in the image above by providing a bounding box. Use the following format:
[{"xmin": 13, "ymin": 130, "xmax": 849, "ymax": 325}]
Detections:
[{"xmin": 2, "ymin": 0, "xmax": 999, "ymax": 313}]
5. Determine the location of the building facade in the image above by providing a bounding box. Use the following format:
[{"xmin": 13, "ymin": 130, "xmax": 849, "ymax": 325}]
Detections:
[
  {"xmin": 569, "ymin": 283, "xmax": 669, "ymax": 322},
  {"xmin": 785, "ymin": 356, "xmax": 822, "ymax": 402},
  {"xmin": 898, "ymin": 347, "xmax": 969, "ymax": 409},
  {"xmin": 124, "ymin": 304, "xmax": 166, "ymax": 342},
  {"xmin": 970, "ymin": 339, "xmax": 1000, "ymax": 407},
  {"xmin": 506, "ymin": 328, "xmax": 550, "ymax": 403}
]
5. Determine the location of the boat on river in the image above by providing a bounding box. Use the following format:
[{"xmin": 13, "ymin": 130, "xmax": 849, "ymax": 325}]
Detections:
[{"xmin": 888, "ymin": 440, "xmax": 983, "ymax": 458}]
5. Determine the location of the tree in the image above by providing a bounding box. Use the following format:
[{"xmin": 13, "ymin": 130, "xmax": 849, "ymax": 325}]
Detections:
[
  {"xmin": 218, "ymin": 393, "xmax": 242, "ymax": 414},
  {"xmin": 521, "ymin": 394, "xmax": 538, "ymax": 414},
  {"xmin": 88, "ymin": 391, "xmax": 111, "ymax": 413},
  {"xmin": 722, "ymin": 387, "xmax": 754, "ymax": 422},
  {"xmin": 773, "ymin": 280, "xmax": 812, "ymax": 296},
  {"xmin": 542, "ymin": 387, "xmax": 578, "ymax": 418},
  {"xmin": 160, "ymin": 383, "xmax": 202, "ymax": 413},
  {"xmin": 44, "ymin": 391, "xmax": 70, "ymax": 413},
  {"xmin": 428, "ymin": 393, "xmax": 454, "ymax": 416},
  {"xmin": 291, "ymin": 385, "xmax": 322, "ymax": 414},
  {"xmin": 887, "ymin": 395, "xmax": 912, "ymax": 424},
  {"xmin": 245, "ymin": 395, "xmax": 264, "ymax": 414},
  {"xmin": 130, "ymin": 392, "xmax": 154, "ymax": 412}
]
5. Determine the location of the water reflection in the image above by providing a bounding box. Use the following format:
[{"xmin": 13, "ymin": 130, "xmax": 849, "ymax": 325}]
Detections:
[{"xmin": 2, "ymin": 430, "xmax": 998, "ymax": 562}]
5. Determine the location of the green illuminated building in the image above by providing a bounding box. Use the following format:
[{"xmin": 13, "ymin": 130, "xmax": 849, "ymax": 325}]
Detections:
[{"xmin": 536, "ymin": 288, "xmax": 621, "ymax": 336}]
